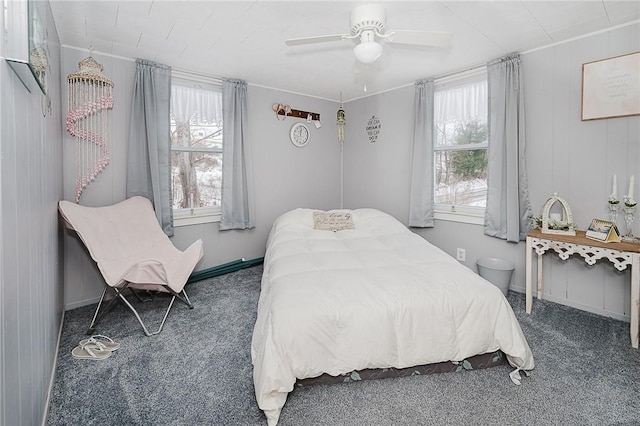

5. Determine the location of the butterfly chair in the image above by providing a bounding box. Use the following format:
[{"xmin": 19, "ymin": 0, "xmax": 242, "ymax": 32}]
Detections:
[{"xmin": 59, "ymin": 196, "xmax": 204, "ymax": 336}]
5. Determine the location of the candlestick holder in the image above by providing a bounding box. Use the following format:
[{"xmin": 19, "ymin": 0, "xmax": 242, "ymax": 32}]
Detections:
[
  {"xmin": 622, "ymin": 205, "xmax": 637, "ymax": 243},
  {"xmin": 607, "ymin": 202, "xmax": 619, "ymax": 225}
]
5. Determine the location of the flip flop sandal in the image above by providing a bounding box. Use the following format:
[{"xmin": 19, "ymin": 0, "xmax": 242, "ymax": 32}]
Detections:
[
  {"xmin": 79, "ymin": 335, "xmax": 121, "ymax": 352},
  {"xmin": 71, "ymin": 343, "xmax": 112, "ymax": 360}
]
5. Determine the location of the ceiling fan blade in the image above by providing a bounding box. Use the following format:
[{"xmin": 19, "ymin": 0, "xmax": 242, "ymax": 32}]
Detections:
[
  {"xmin": 386, "ymin": 30, "xmax": 452, "ymax": 47},
  {"xmin": 285, "ymin": 34, "xmax": 350, "ymax": 46}
]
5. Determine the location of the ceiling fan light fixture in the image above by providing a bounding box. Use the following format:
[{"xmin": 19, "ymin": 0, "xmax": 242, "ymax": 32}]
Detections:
[
  {"xmin": 353, "ymin": 41, "xmax": 383, "ymax": 64},
  {"xmin": 285, "ymin": 4, "xmax": 452, "ymax": 68}
]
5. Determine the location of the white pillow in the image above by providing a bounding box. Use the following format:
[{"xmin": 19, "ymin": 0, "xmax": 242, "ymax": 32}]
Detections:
[{"xmin": 313, "ymin": 211, "xmax": 354, "ymax": 232}]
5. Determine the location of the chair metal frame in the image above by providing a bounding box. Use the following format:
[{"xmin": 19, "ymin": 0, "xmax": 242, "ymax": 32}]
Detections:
[{"xmin": 88, "ymin": 283, "xmax": 194, "ymax": 336}]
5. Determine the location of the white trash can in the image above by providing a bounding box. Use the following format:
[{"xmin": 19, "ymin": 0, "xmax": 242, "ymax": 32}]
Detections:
[{"xmin": 476, "ymin": 257, "xmax": 514, "ymax": 296}]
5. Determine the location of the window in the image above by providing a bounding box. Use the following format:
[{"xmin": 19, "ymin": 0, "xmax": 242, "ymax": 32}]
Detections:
[
  {"xmin": 170, "ymin": 75, "xmax": 223, "ymax": 225},
  {"xmin": 433, "ymin": 69, "xmax": 488, "ymax": 219}
]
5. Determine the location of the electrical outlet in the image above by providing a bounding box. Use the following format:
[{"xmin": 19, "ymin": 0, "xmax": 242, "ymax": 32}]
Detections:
[{"xmin": 456, "ymin": 248, "xmax": 466, "ymax": 262}]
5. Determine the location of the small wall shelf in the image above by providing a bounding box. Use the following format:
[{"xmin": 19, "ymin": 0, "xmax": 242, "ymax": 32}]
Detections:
[{"xmin": 277, "ymin": 108, "xmax": 320, "ymax": 121}]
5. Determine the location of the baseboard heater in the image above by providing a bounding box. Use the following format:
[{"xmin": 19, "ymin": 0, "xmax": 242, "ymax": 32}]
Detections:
[{"xmin": 187, "ymin": 257, "xmax": 264, "ymax": 284}]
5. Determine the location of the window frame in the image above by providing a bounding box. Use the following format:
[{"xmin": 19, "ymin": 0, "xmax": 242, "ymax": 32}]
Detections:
[
  {"xmin": 170, "ymin": 70, "xmax": 224, "ymax": 227},
  {"xmin": 432, "ymin": 67, "xmax": 488, "ymax": 224}
]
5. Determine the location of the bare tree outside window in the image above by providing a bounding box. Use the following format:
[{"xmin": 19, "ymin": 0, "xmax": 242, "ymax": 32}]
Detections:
[{"xmin": 170, "ymin": 82, "xmax": 223, "ymax": 212}]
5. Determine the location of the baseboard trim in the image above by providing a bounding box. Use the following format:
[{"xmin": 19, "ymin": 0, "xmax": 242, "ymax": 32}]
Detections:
[
  {"xmin": 41, "ymin": 309, "xmax": 65, "ymax": 426},
  {"xmin": 187, "ymin": 257, "xmax": 263, "ymax": 284},
  {"xmin": 510, "ymin": 285, "xmax": 630, "ymax": 323},
  {"xmin": 64, "ymin": 295, "xmax": 102, "ymax": 311}
]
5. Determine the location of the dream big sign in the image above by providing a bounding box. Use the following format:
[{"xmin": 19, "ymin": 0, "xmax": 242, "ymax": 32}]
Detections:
[{"xmin": 366, "ymin": 115, "xmax": 381, "ymax": 143}]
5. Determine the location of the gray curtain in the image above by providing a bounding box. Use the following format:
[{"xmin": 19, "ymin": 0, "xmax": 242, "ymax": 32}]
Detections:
[
  {"xmin": 126, "ymin": 59, "xmax": 173, "ymax": 236},
  {"xmin": 408, "ymin": 79, "xmax": 435, "ymax": 228},
  {"xmin": 484, "ymin": 53, "xmax": 532, "ymax": 242},
  {"xmin": 220, "ymin": 78, "xmax": 255, "ymax": 230}
]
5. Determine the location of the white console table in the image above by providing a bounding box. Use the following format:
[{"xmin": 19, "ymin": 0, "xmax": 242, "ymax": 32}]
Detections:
[{"xmin": 525, "ymin": 228, "xmax": 640, "ymax": 348}]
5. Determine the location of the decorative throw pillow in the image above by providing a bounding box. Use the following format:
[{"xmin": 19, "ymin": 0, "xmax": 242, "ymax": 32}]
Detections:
[{"xmin": 313, "ymin": 211, "xmax": 354, "ymax": 232}]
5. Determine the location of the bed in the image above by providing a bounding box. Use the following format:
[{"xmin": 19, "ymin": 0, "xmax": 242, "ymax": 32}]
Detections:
[{"xmin": 251, "ymin": 208, "xmax": 534, "ymax": 425}]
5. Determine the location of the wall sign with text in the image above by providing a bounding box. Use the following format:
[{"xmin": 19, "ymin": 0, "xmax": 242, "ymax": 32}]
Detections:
[{"xmin": 366, "ymin": 115, "xmax": 381, "ymax": 143}]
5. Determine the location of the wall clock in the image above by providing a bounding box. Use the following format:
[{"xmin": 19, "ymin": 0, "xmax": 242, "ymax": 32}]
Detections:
[{"xmin": 290, "ymin": 122, "xmax": 310, "ymax": 147}]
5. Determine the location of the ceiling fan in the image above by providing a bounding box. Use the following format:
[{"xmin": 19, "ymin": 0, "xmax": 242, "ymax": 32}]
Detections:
[{"xmin": 285, "ymin": 4, "xmax": 453, "ymax": 64}]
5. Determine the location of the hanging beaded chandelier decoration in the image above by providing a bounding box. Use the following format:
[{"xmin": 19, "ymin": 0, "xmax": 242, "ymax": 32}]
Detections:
[
  {"xmin": 66, "ymin": 56, "xmax": 114, "ymax": 202},
  {"xmin": 337, "ymin": 92, "xmax": 346, "ymax": 145}
]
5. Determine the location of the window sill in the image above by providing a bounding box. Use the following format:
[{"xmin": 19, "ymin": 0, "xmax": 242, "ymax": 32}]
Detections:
[
  {"xmin": 434, "ymin": 210, "xmax": 484, "ymax": 225},
  {"xmin": 173, "ymin": 210, "xmax": 221, "ymax": 227}
]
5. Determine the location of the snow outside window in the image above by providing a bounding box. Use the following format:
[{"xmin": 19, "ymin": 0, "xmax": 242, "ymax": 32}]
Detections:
[
  {"xmin": 170, "ymin": 77, "xmax": 223, "ymax": 225},
  {"xmin": 433, "ymin": 70, "xmax": 488, "ymax": 218}
]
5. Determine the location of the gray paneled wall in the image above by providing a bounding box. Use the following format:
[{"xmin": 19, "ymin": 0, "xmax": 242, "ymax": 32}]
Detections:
[
  {"xmin": 523, "ymin": 23, "xmax": 639, "ymax": 319},
  {"xmin": 0, "ymin": 3, "xmax": 64, "ymax": 425},
  {"xmin": 343, "ymin": 23, "xmax": 639, "ymax": 322}
]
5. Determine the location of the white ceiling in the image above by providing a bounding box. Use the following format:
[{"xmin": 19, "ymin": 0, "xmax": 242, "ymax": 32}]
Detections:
[{"xmin": 49, "ymin": 1, "xmax": 640, "ymax": 102}]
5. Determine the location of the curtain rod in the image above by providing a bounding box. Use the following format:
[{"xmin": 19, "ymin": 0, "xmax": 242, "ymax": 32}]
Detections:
[
  {"xmin": 172, "ymin": 68, "xmax": 223, "ymax": 86},
  {"xmin": 434, "ymin": 65, "xmax": 487, "ymax": 85}
]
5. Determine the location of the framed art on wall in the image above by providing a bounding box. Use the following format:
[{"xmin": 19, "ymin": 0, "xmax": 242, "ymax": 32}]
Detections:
[
  {"xmin": 581, "ymin": 52, "xmax": 640, "ymax": 121},
  {"xmin": 4, "ymin": 0, "xmax": 51, "ymax": 94}
]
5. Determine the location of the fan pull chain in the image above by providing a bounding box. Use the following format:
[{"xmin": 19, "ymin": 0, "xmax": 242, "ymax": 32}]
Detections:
[{"xmin": 363, "ymin": 65, "xmax": 368, "ymax": 92}]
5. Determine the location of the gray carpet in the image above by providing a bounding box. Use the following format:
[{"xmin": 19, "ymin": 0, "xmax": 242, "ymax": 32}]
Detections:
[{"xmin": 47, "ymin": 265, "xmax": 640, "ymax": 425}]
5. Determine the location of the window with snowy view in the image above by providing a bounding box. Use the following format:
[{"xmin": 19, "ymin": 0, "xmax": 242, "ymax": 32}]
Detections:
[
  {"xmin": 433, "ymin": 71, "xmax": 488, "ymax": 211},
  {"xmin": 170, "ymin": 80, "xmax": 223, "ymax": 219}
]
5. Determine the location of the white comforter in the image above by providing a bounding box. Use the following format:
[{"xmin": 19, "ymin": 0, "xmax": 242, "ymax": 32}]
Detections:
[{"xmin": 251, "ymin": 208, "xmax": 534, "ymax": 425}]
